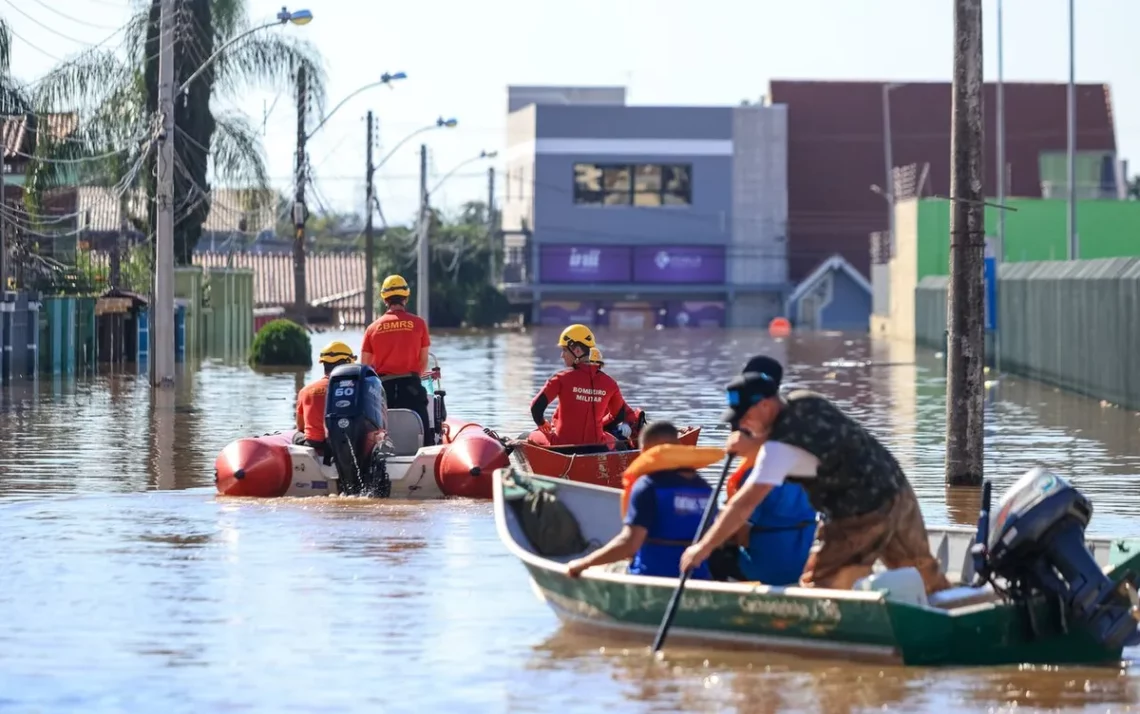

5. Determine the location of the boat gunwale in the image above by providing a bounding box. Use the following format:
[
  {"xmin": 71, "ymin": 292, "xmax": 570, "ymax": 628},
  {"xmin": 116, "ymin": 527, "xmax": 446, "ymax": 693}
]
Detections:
[{"xmin": 492, "ymin": 470, "xmax": 888, "ymax": 604}]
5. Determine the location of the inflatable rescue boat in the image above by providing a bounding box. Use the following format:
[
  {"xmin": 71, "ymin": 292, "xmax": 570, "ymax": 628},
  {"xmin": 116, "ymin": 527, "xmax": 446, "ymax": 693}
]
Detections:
[{"xmin": 215, "ymin": 361, "xmax": 510, "ymax": 499}]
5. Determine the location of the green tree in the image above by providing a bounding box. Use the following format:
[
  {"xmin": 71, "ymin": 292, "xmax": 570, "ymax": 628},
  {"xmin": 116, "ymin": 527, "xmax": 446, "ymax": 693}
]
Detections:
[
  {"xmin": 31, "ymin": 0, "xmax": 327, "ymax": 264},
  {"xmin": 373, "ymin": 201, "xmax": 510, "ymax": 328}
]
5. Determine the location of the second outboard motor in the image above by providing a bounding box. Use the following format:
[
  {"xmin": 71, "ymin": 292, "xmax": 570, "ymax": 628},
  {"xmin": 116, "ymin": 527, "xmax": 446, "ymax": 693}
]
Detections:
[
  {"xmin": 973, "ymin": 467, "xmax": 1140, "ymax": 651},
  {"xmin": 325, "ymin": 364, "xmax": 390, "ymax": 497}
]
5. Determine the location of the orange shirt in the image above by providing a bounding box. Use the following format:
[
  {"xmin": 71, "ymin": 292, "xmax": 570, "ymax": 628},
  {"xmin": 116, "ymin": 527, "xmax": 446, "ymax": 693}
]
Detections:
[
  {"xmin": 296, "ymin": 375, "xmax": 330, "ymax": 442},
  {"xmin": 361, "ymin": 307, "xmax": 430, "ymax": 376},
  {"xmin": 534, "ymin": 364, "xmax": 622, "ymax": 446}
]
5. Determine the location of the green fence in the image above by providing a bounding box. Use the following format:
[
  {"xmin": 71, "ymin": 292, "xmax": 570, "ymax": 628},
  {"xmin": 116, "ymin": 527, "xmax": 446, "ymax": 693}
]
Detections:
[
  {"xmin": 175, "ymin": 267, "xmax": 204, "ymax": 361},
  {"xmin": 202, "ymin": 268, "xmax": 254, "ymax": 360},
  {"xmin": 39, "ymin": 296, "xmax": 97, "ymax": 374},
  {"xmin": 915, "ymin": 258, "xmax": 1140, "ymax": 410}
]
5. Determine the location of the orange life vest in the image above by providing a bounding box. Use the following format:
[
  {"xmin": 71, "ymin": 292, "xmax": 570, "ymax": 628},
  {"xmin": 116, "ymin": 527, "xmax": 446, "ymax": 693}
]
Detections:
[
  {"xmin": 619, "ymin": 444, "xmax": 727, "ymax": 518},
  {"xmin": 725, "ymin": 457, "xmax": 756, "ymax": 500}
]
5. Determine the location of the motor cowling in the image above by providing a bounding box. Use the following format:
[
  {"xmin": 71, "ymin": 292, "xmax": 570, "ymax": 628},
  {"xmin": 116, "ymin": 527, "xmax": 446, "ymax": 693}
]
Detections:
[
  {"xmin": 324, "ymin": 364, "xmax": 389, "ymax": 496},
  {"xmin": 975, "ymin": 467, "xmax": 1140, "ymax": 651}
]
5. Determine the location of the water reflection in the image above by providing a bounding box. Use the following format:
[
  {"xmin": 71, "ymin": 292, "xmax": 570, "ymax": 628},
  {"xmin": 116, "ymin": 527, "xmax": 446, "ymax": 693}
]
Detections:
[{"xmin": 2, "ymin": 329, "xmax": 1140, "ymax": 712}]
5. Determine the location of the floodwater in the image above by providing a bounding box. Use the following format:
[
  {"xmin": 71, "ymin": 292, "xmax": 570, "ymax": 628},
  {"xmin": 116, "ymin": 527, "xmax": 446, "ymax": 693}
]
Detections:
[{"xmin": 2, "ymin": 328, "xmax": 1139, "ymax": 713}]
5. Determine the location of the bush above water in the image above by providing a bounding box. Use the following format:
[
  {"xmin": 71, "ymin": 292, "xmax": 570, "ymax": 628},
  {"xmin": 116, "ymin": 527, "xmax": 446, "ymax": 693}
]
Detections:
[{"xmin": 249, "ymin": 319, "xmax": 312, "ymax": 368}]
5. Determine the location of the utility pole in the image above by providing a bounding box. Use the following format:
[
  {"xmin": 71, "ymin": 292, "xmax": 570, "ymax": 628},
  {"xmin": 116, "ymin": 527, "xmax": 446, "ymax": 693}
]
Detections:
[
  {"xmin": 945, "ymin": 0, "xmax": 985, "ymax": 487},
  {"xmin": 292, "ymin": 66, "xmax": 308, "ymax": 322},
  {"xmin": 416, "ymin": 143, "xmax": 429, "ymax": 323},
  {"xmin": 152, "ymin": 0, "xmax": 176, "ymax": 387},
  {"xmin": 487, "ymin": 166, "xmax": 496, "ymax": 285},
  {"xmin": 1066, "ymin": 0, "xmax": 1078, "ymax": 259},
  {"xmin": 881, "ymin": 84, "xmax": 895, "ymax": 252},
  {"xmin": 364, "ymin": 110, "xmax": 376, "ymax": 325}
]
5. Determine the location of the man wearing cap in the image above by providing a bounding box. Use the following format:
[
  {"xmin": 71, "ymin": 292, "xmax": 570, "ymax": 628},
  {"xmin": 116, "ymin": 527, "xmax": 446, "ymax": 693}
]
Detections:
[{"xmin": 680, "ymin": 355, "xmax": 951, "ymax": 595}]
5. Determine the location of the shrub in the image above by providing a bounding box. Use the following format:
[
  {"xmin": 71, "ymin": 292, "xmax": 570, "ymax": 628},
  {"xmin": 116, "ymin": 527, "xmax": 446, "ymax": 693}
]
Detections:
[{"xmin": 249, "ymin": 319, "xmax": 312, "ymax": 367}]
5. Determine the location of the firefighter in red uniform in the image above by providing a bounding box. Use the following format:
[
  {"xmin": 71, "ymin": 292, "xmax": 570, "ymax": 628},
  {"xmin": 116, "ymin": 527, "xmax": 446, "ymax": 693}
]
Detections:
[
  {"xmin": 530, "ymin": 324, "xmax": 626, "ymax": 453},
  {"xmin": 360, "ymin": 274, "xmax": 434, "ymax": 447}
]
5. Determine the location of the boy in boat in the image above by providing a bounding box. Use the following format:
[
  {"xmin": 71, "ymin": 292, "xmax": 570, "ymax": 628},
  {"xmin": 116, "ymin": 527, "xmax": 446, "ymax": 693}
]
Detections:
[
  {"xmin": 529, "ymin": 324, "xmax": 626, "ymax": 454},
  {"xmin": 679, "ymin": 355, "xmax": 952, "ymax": 596},
  {"xmin": 294, "ymin": 341, "xmax": 357, "ymax": 450},
  {"xmin": 589, "ymin": 347, "xmax": 645, "ymax": 449},
  {"xmin": 566, "ymin": 420, "xmax": 713, "ymax": 580},
  {"xmin": 705, "ymin": 357, "xmax": 819, "ymax": 586},
  {"xmin": 360, "ymin": 274, "xmax": 434, "ymax": 447}
]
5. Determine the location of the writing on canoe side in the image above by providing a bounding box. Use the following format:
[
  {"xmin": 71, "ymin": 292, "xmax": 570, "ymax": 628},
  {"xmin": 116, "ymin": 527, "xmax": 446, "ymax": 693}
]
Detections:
[{"xmin": 737, "ymin": 596, "xmax": 843, "ymax": 625}]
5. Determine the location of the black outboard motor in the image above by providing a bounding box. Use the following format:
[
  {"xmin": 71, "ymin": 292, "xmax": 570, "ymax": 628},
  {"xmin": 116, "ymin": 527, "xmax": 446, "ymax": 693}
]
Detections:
[
  {"xmin": 324, "ymin": 364, "xmax": 391, "ymax": 497},
  {"xmin": 972, "ymin": 467, "xmax": 1140, "ymax": 651}
]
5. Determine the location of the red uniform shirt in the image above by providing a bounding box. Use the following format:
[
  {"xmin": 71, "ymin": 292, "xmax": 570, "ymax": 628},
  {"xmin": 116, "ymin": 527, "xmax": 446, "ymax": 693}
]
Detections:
[
  {"xmin": 361, "ymin": 307, "xmax": 430, "ymax": 376},
  {"xmin": 296, "ymin": 375, "xmax": 330, "ymax": 441},
  {"xmin": 533, "ymin": 364, "xmax": 623, "ymax": 446}
]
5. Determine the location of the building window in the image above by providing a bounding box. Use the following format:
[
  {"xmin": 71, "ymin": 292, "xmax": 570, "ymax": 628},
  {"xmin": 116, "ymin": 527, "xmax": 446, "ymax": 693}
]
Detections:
[{"xmin": 573, "ymin": 163, "xmax": 692, "ymax": 206}]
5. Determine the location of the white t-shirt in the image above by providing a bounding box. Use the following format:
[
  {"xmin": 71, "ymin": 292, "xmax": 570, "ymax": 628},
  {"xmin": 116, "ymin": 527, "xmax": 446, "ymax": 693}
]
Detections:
[{"xmin": 745, "ymin": 441, "xmax": 820, "ymax": 487}]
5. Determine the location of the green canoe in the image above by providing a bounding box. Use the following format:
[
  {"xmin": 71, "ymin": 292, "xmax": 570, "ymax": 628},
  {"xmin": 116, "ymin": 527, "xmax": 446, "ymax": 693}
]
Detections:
[{"xmin": 492, "ymin": 469, "xmax": 1140, "ymax": 667}]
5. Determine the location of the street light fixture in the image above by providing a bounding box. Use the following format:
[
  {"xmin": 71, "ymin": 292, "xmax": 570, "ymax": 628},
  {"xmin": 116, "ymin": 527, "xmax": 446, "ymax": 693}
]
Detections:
[
  {"xmin": 429, "ymin": 150, "xmax": 498, "ymax": 196},
  {"xmin": 371, "ymin": 117, "xmax": 459, "ymax": 172},
  {"xmin": 306, "ymin": 71, "xmax": 409, "ymax": 139},
  {"xmin": 180, "ymin": 6, "xmax": 313, "ymax": 94}
]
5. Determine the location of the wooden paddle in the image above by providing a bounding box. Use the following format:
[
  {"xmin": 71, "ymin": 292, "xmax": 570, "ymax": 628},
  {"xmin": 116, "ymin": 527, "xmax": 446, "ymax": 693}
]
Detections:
[{"xmin": 651, "ymin": 453, "xmax": 736, "ymax": 653}]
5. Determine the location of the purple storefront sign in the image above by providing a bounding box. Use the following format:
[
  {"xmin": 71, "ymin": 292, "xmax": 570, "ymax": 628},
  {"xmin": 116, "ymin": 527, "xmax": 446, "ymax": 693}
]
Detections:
[
  {"xmin": 666, "ymin": 301, "xmax": 725, "ymax": 328},
  {"xmin": 539, "ymin": 245, "xmax": 631, "ymax": 283},
  {"xmin": 633, "ymin": 246, "xmax": 726, "ymax": 284},
  {"xmin": 538, "ymin": 301, "xmax": 598, "ymax": 326}
]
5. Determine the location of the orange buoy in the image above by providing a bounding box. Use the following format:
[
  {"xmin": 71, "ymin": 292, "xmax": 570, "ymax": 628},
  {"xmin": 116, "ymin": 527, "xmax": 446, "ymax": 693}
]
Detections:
[{"xmin": 768, "ymin": 317, "xmax": 792, "ymax": 337}]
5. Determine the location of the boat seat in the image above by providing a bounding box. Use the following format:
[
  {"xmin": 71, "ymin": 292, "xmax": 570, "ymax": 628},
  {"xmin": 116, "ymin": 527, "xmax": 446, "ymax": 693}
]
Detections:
[
  {"xmin": 927, "ymin": 584, "xmax": 999, "ymax": 610},
  {"xmin": 853, "ymin": 567, "xmax": 929, "ymax": 608},
  {"xmin": 387, "ymin": 408, "xmax": 424, "ymax": 456}
]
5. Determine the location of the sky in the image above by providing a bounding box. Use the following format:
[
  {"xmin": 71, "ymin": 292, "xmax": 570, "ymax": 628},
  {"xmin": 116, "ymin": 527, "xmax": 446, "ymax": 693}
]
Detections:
[{"xmin": 6, "ymin": 0, "xmax": 1140, "ymax": 227}]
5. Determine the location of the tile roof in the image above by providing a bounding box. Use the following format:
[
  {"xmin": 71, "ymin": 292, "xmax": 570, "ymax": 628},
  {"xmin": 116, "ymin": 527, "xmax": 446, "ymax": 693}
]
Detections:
[
  {"xmin": 193, "ymin": 251, "xmax": 366, "ymax": 308},
  {"xmin": 2, "ymin": 113, "xmax": 80, "ymax": 162}
]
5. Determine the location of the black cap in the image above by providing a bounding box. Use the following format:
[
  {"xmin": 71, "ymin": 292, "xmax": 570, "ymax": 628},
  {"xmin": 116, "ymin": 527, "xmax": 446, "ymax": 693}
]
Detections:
[{"xmin": 719, "ymin": 355, "xmax": 783, "ymax": 425}]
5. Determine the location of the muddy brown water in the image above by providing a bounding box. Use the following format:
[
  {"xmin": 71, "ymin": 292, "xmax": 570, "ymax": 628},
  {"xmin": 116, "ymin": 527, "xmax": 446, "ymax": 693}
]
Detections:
[{"xmin": 1, "ymin": 328, "xmax": 1138, "ymax": 713}]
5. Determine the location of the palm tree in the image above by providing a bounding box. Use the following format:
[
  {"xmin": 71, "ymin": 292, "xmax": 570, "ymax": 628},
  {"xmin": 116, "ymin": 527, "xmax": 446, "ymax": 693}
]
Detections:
[{"xmin": 31, "ymin": 0, "xmax": 326, "ymax": 264}]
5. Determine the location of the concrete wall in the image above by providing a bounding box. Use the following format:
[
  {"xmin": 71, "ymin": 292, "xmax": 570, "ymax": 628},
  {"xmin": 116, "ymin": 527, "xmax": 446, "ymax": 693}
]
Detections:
[
  {"xmin": 914, "ymin": 258, "xmax": 1140, "ymax": 410},
  {"xmin": 730, "ymin": 104, "xmax": 787, "ymax": 287},
  {"xmin": 882, "ymin": 199, "xmax": 920, "ymax": 341}
]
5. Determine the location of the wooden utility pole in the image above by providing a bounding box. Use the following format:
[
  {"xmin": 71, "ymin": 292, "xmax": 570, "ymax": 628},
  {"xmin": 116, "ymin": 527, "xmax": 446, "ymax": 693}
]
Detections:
[
  {"xmin": 945, "ymin": 0, "xmax": 986, "ymax": 486},
  {"xmin": 364, "ymin": 110, "xmax": 376, "ymax": 325},
  {"xmin": 292, "ymin": 66, "xmax": 308, "ymax": 321}
]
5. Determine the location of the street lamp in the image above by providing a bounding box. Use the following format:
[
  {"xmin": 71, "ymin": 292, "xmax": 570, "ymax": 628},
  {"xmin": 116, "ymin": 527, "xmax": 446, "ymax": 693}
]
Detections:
[
  {"xmin": 153, "ymin": 5, "xmax": 312, "ymax": 387},
  {"xmin": 306, "ymin": 72, "xmax": 408, "ymax": 139},
  {"xmin": 373, "ymin": 116, "xmax": 459, "ymax": 171},
  {"xmin": 428, "ymin": 150, "xmax": 498, "ymax": 196},
  {"xmin": 179, "ymin": 6, "xmax": 313, "ymax": 94}
]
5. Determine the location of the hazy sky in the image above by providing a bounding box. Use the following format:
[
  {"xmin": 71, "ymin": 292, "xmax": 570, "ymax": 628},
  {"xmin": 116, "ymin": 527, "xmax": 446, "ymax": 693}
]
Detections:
[{"xmin": 7, "ymin": 0, "xmax": 1137, "ymax": 226}]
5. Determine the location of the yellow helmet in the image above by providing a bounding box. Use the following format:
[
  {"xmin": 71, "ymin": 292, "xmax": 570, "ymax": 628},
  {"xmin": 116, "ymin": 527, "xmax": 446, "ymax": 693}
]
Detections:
[
  {"xmin": 557, "ymin": 324, "xmax": 595, "ymax": 350},
  {"xmin": 380, "ymin": 274, "xmax": 410, "ymax": 300},
  {"xmin": 588, "ymin": 347, "xmax": 604, "ymax": 366},
  {"xmin": 319, "ymin": 340, "xmax": 356, "ymax": 365}
]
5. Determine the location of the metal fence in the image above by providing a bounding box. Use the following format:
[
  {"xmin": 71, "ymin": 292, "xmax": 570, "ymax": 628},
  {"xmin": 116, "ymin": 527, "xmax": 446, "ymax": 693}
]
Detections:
[{"xmin": 915, "ymin": 258, "xmax": 1140, "ymax": 410}]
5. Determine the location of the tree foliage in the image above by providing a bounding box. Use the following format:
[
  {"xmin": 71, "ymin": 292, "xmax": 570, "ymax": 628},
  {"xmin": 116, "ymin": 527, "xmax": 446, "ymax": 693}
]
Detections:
[
  {"xmin": 27, "ymin": 0, "xmax": 327, "ymax": 264},
  {"xmin": 249, "ymin": 318, "xmax": 311, "ymax": 367}
]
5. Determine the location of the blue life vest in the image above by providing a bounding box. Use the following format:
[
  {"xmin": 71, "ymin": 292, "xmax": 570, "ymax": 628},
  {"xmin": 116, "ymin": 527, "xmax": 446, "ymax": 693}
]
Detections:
[
  {"xmin": 628, "ymin": 471, "xmax": 713, "ymax": 580},
  {"xmin": 737, "ymin": 482, "xmax": 817, "ymax": 585}
]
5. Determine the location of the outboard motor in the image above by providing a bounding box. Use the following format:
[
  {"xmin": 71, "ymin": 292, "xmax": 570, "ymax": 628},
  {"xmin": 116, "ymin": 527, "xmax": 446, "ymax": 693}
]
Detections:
[
  {"xmin": 324, "ymin": 364, "xmax": 392, "ymax": 497},
  {"xmin": 972, "ymin": 467, "xmax": 1140, "ymax": 651}
]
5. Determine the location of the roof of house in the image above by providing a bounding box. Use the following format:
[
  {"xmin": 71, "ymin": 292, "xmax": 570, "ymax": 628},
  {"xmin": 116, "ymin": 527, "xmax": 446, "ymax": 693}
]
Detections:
[{"xmin": 2, "ymin": 113, "xmax": 80, "ymax": 162}]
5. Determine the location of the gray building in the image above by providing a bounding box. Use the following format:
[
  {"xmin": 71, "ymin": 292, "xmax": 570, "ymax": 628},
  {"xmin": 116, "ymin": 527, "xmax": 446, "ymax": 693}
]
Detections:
[{"xmin": 500, "ymin": 86, "xmax": 789, "ymax": 329}]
